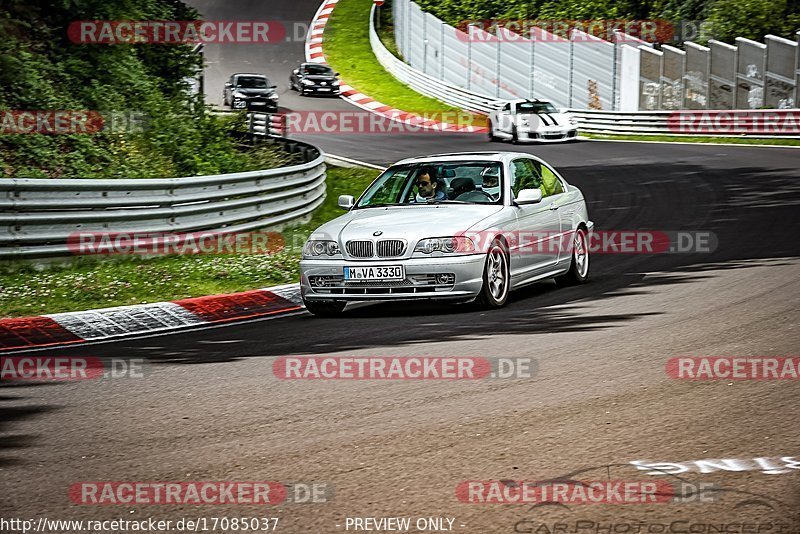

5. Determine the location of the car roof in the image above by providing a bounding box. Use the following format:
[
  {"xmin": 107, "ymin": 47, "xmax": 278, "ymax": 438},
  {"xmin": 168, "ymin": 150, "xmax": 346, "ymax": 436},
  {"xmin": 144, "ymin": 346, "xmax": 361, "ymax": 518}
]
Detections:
[
  {"xmin": 394, "ymin": 152, "xmax": 531, "ymax": 165},
  {"xmin": 233, "ymin": 73, "xmax": 268, "ymax": 77}
]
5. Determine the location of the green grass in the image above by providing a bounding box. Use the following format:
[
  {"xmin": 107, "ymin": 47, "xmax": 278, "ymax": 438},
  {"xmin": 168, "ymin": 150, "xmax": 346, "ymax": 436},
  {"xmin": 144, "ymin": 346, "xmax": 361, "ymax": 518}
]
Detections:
[
  {"xmin": 325, "ymin": 0, "xmax": 480, "ymax": 124},
  {"xmin": 582, "ymin": 133, "xmax": 800, "ymax": 147},
  {"xmin": 0, "ymin": 166, "xmax": 380, "ymax": 318}
]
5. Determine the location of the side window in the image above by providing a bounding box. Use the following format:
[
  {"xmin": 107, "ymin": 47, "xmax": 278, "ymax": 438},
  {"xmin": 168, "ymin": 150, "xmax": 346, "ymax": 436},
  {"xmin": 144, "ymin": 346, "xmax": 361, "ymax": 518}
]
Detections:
[
  {"xmin": 531, "ymin": 161, "xmax": 565, "ymax": 197},
  {"xmin": 511, "ymin": 159, "xmax": 542, "ymax": 197}
]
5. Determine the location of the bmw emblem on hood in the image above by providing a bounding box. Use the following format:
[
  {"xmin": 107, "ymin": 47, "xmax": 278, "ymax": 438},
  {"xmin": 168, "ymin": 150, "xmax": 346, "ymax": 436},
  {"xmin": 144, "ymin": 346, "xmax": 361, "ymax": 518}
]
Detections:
[{"xmin": 373, "ymin": 231, "xmax": 383, "ymax": 236}]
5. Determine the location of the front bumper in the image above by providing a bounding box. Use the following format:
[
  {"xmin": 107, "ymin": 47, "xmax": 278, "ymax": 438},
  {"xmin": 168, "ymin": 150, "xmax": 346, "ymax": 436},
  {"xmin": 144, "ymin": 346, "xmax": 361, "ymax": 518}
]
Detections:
[
  {"xmin": 301, "ymin": 85, "xmax": 341, "ymax": 95},
  {"xmin": 517, "ymin": 128, "xmax": 578, "ymax": 143},
  {"xmin": 300, "ymin": 254, "xmax": 486, "ymax": 301},
  {"xmin": 232, "ymin": 98, "xmax": 278, "ymax": 111}
]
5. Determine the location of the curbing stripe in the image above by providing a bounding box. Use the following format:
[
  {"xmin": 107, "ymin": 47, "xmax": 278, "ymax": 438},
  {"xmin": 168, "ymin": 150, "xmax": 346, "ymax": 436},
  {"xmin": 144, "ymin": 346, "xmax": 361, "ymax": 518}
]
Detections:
[
  {"xmin": 174, "ymin": 290, "xmax": 300, "ymax": 323},
  {"xmin": 304, "ymin": 0, "xmax": 488, "ymax": 133},
  {"xmin": 0, "ymin": 285, "xmax": 304, "ymax": 352},
  {"xmin": 0, "ymin": 316, "xmax": 82, "ymax": 351}
]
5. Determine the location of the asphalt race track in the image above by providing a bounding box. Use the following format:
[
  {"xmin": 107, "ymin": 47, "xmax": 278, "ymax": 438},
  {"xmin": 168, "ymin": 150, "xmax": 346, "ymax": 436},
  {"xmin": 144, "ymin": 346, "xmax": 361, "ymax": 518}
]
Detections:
[{"xmin": 2, "ymin": 0, "xmax": 799, "ymax": 532}]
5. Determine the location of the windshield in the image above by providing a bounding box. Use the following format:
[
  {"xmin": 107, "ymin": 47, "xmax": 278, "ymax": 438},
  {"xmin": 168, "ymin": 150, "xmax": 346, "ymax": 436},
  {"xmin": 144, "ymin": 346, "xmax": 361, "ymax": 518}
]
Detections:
[
  {"xmin": 355, "ymin": 161, "xmax": 505, "ymax": 208},
  {"xmin": 237, "ymin": 76, "xmax": 269, "ymax": 88},
  {"xmin": 518, "ymin": 101, "xmax": 558, "ymax": 114},
  {"xmin": 303, "ymin": 65, "xmax": 334, "ymax": 76}
]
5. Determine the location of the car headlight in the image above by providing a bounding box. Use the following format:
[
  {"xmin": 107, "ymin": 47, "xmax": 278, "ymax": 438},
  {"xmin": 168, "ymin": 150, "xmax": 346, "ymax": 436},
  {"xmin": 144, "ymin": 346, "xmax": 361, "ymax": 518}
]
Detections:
[
  {"xmin": 301, "ymin": 79, "xmax": 315, "ymax": 86},
  {"xmin": 303, "ymin": 240, "xmax": 341, "ymax": 258},
  {"xmin": 414, "ymin": 237, "xmax": 475, "ymax": 254},
  {"xmin": 268, "ymin": 93, "xmax": 279, "ymax": 101},
  {"xmin": 332, "ymin": 80, "xmax": 340, "ymax": 86},
  {"xmin": 233, "ymin": 91, "xmax": 246, "ymax": 98}
]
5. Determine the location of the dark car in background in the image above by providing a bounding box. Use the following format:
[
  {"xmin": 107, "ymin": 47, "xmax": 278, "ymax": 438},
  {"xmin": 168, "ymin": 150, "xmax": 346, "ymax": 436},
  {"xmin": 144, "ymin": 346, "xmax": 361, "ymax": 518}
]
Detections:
[
  {"xmin": 223, "ymin": 73, "xmax": 279, "ymax": 111},
  {"xmin": 289, "ymin": 63, "xmax": 341, "ymax": 96}
]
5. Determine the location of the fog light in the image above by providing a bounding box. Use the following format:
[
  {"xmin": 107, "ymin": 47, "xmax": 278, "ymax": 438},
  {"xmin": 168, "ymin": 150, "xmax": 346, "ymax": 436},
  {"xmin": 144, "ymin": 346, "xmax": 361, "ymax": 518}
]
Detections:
[{"xmin": 436, "ymin": 273, "xmax": 455, "ymax": 284}]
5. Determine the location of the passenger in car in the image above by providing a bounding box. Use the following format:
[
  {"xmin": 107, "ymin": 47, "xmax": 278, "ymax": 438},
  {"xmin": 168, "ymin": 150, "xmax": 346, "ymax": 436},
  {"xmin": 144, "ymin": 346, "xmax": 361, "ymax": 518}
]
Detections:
[{"xmin": 479, "ymin": 167, "xmax": 501, "ymax": 200}]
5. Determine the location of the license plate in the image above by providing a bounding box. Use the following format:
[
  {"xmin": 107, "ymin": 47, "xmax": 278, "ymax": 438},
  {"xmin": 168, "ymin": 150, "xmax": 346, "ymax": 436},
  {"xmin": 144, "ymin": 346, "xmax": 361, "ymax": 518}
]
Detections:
[
  {"xmin": 251, "ymin": 102, "xmax": 266, "ymax": 106},
  {"xmin": 344, "ymin": 265, "xmax": 404, "ymax": 281},
  {"xmin": 317, "ymin": 88, "xmax": 331, "ymax": 91}
]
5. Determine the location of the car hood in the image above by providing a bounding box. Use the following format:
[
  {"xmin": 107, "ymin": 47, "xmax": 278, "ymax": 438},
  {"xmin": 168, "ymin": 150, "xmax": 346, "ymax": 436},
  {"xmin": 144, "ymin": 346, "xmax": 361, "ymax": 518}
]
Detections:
[
  {"xmin": 236, "ymin": 88, "xmax": 274, "ymax": 96},
  {"xmin": 312, "ymin": 205, "xmax": 504, "ymax": 243},
  {"xmin": 519, "ymin": 112, "xmax": 570, "ymax": 126},
  {"xmin": 304, "ymin": 75, "xmax": 337, "ymax": 83}
]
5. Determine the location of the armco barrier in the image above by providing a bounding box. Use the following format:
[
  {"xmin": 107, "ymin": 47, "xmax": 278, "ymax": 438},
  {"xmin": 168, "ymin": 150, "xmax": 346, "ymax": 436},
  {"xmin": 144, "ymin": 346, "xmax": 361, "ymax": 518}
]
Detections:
[
  {"xmin": 0, "ymin": 135, "xmax": 326, "ymax": 259},
  {"xmin": 370, "ymin": 5, "xmax": 799, "ymax": 138},
  {"xmin": 569, "ymin": 109, "xmax": 800, "ymax": 138},
  {"xmin": 370, "ymin": 4, "xmax": 501, "ymax": 115},
  {"xmin": 391, "ymin": 0, "xmax": 798, "ymax": 111}
]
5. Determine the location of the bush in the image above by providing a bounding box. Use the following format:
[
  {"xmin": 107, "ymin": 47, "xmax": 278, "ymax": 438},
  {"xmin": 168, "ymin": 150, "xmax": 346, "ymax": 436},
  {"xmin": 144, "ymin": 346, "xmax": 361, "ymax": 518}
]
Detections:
[{"xmin": 0, "ymin": 0, "xmax": 290, "ymax": 178}]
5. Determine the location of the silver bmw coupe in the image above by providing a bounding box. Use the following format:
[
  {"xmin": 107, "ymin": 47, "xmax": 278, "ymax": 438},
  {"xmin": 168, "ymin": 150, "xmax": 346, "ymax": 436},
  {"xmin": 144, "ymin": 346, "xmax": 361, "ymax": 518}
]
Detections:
[{"xmin": 300, "ymin": 152, "xmax": 593, "ymax": 316}]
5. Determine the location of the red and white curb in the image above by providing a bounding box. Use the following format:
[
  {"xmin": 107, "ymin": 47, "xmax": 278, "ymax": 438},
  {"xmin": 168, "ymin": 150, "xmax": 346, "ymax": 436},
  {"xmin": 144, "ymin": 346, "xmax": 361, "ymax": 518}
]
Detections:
[
  {"xmin": 0, "ymin": 284, "xmax": 303, "ymax": 351},
  {"xmin": 305, "ymin": 0, "xmax": 487, "ymax": 134}
]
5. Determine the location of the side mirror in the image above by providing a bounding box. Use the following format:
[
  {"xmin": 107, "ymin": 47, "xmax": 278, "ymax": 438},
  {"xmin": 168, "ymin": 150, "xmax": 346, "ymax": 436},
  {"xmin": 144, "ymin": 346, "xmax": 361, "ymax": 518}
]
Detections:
[
  {"xmin": 338, "ymin": 195, "xmax": 355, "ymax": 209},
  {"xmin": 293, "ymin": 69, "xmax": 299, "ymax": 74},
  {"xmin": 269, "ymin": 85, "xmax": 277, "ymax": 89},
  {"xmin": 335, "ymin": 72, "xmax": 340, "ymax": 76},
  {"xmin": 515, "ymin": 189, "xmax": 543, "ymax": 205},
  {"xmin": 224, "ymin": 82, "xmax": 232, "ymax": 87}
]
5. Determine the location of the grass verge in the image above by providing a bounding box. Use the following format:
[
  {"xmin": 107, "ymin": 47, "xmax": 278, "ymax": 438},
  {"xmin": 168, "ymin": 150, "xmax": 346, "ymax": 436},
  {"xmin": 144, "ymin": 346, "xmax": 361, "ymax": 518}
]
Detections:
[
  {"xmin": 0, "ymin": 166, "xmax": 380, "ymax": 318},
  {"xmin": 582, "ymin": 133, "xmax": 800, "ymax": 147},
  {"xmin": 325, "ymin": 0, "xmax": 478, "ymax": 122}
]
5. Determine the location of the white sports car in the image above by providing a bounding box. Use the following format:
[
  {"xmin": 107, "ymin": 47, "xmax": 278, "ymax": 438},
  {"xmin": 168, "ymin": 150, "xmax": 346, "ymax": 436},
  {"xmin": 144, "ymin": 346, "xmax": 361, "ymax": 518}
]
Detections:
[
  {"xmin": 300, "ymin": 152, "xmax": 592, "ymax": 316},
  {"xmin": 488, "ymin": 99, "xmax": 578, "ymax": 143}
]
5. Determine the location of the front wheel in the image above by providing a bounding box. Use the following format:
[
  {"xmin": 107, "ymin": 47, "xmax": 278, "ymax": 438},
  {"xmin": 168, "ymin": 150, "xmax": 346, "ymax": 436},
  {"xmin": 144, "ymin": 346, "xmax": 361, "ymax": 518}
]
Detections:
[
  {"xmin": 556, "ymin": 228, "xmax": 590, "ymax": 285},
  {"xmin": 487, "ymin": 121, "xmax": 497, "ymax": 142},
  {"xmin": 476, "ymin": 241, "xmax": 510, "ymax": 308},
  {"xmin": 303, "ymin": 299, "xmax": 346, "ymax": 317}
]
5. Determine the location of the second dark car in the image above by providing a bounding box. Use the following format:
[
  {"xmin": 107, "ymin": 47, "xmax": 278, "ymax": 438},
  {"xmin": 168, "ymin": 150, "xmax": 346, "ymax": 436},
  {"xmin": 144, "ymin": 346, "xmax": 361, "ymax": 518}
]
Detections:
[{"xmin": 289, "ymin": 63, "xmax": 341, "ymax": 96}]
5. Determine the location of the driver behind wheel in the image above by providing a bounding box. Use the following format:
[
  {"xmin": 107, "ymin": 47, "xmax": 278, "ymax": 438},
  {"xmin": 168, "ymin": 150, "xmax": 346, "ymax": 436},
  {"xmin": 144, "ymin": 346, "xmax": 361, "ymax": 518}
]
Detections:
[
  {"xmin": 480, "ymin": 166, "xmax": 501, "ymax": 200},
  {"xmin": 413, "ymin": 166, "xmax": 447, "ymax": 202}
]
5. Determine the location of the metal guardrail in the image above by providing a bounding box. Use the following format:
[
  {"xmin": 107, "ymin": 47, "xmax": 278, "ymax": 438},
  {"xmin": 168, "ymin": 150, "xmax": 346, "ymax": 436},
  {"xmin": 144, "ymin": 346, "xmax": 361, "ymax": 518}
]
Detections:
[
  {"xmin": 371, "ymin": 6, "xmax": 800, "ymax": 138},
  {"xmin": 567, "ymin": 109, "xmax": 800, "ymax": 138},
  {"xmin": 0, "ymin": 135, "xmax": 326, "ymax": 259},
  {"xmin": 370, "ymin": 5, "xmax": 502, "ymax": 115}
]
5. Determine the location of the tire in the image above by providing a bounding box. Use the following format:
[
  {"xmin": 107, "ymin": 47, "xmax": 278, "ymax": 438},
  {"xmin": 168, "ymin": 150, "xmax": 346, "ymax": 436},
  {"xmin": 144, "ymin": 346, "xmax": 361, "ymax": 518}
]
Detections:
[
  {"xmin": 556, "ymin": 227, "xmax": 590, "ymax": 286},
  {"xmin": 476, "ymin": 240, "xmax": 510, "ymax": 308},
  {"xmin": 511, "ymin": 126, "xmax": 519, "ymax": 144},
  {"xmin": 487, "ymin": 121, "xmax": 497, "ymax": 142},
  {"xmin": 303, "ymin": 299, "xmax": 346, "ymax": 317}
]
